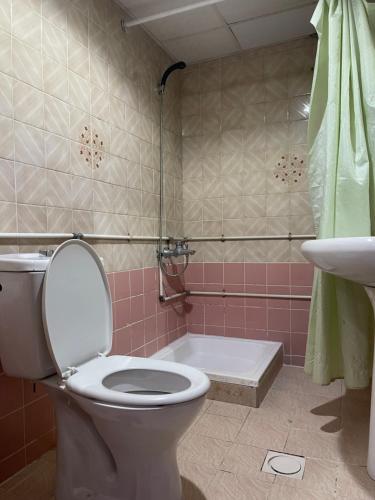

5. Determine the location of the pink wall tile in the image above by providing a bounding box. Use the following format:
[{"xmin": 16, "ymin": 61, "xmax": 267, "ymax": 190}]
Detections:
[
  {"xmin": 167, "ymin": 309, "xmax": 178, "ymax": 332},
  {"xmin": 189, "ymin": 323, "xmax": 204, "ymax": 334},
  {"xmin": 226, "ymin": 327, "xmax": 245, "ymax": 338},
  {"xmin": 244, "ymin": 329, "xmax": 269, "ymax": 341},
  {"xmin": 291, "ymin": 287, "xmax": 312, "ymax": 310},
  {"xmin": 0, "ymin": 410, "xmax": 24, "ymax": 461},
  {"xmin": 291, "ymin": 263, "xmax": 314, "ymax": 286},
  {"xmin": 267, "ymin": 263, "xmax": 290, "ymax": 286},
  {"xmin": 188, "ymin": 303, "xmax": 204, "ymax": 325},
  {"xmin": 114, "ymin": 271, "xmax": 130, "ymax": 300},
  {"xmin": 132, "ymin": 346, "xmax": 146, "ymax": 357},
  {"xmin": 291, "ymin": 355, "xmax": 305, "ymax": 367},
  {"xmin": 26, "ymin": 429, "xmax": 55, "ymax": 465},
  {"xmin": 145, "ymin": 340, "xmax": 158, "ymax": 357},
  {"xmin": 114, "ymin": 298, "xmax": 131, "ymax": 330},
  {"xmin": 130, "ymin": 295, "xmax": 144, "ymax": 324},
  {"xmin": 184, "ymin": 263, "xmax": 203, "ymax": 284},
  {"xmin": 224, "ymin": 263, "xmax": 244, "ymax": 285},
  {"xmin": 130, "ymin": 269, "xmax": 144, "ymax": 296},
  {"xmin": 225, "ymin": 284, "xmax": 245, "ymax": 306},
  {"xmin": 0, "ymin": 376, "xmax": 23, "ymax": 418},
  {"xmin": 157, "ymin": 335, "xmax": 169, "ymax": 351},
  {"xmin": 245, "ymin": 263, "xmax": 266, "ymax": 285},
  {"xmin": 292, "ymin": 333, "xmax": 308, "ymax": 356},
  {"xmin": 267, "ymin": 286, "xmax": 291, "ymax": 309},
  {"xmin": 204, "ymin": 263, "xmax": 223, "ymax": 284},
  {"xmin": 268, "ymin": 308, "xmax": 290, "ymax": 332},
  {"xmin": 291, "ymin": 309, "xmax": 310, "ymax": 333},
  {"xmin": 202, "ymin": 284, "xmax": 224, "ymax": 305},
  {"xmin": 245, "ymin": 307, "xmax": 267, "ymax": 330},
  {"xmin": 23, "ymin": 380, "xmax": 47, "ymax": 405},
  {"xmin": 244, "ymin": 293, "xmax": 267, "ymax": 308},
  {"xmin": 143, "ymin": 267, "xmax": 157, "ymax": 292},
  {"xmin": 205, "ymin": 305, "xmax": 225, "ymax": 326},
  {"xmin": 226, "ymin": 306, "xmax": 245, "ymax": 328},
  {"xmin": 205, "ymin": 325, "xmax": 225, "ymax": 336},
  {"xmin": 144, "ymin": 316, "xmax": 157, "ymax": 343},
  {"xmin": 157, "ymin": 311, "xmax": 168, "ymax": 336},
  {"xmin": 112, "ymin": 327, "xmax": 131, "ymax": 355},
  {"xmin": 0, "ymin": 450, "xmax": 26, "ymax": 483},
  {"xmin": 144, "ymin": 291, "xmax": 157, "ymax": 318},
  {"xmin": 130, "ymin": 321, "xmax": 145, "ymax": 351},
  {"xmin": 24, "ymin": 398, "xmax": 54, "ymax": 445}
]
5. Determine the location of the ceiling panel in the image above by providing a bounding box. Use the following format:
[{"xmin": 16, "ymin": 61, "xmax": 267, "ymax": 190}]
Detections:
[
  {"xmin": 231, "ymin": 4, "xmax": 316, "ymax": 50},
  {"xmin": 119, "ymin": 0, "xmax": 215, "ymax": 18},
  {"xmin": 217, "ymin": 0, "xmax": 317, "ymax": 24},
  {"xmin": 162, "ymin": 27, "xmax": 239, "ymax": 63},
  {"xmin": 117, "ymin": 0, "xmax": 318, "ymax": 64},
  {"xmin": 145, "ymin": 6, "xmax": 225, "ymax": 41}
]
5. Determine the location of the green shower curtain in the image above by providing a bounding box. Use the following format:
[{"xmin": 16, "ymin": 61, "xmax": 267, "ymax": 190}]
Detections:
[{"xmin": 306, "ymin": 0, "xmax": 375, "ymax": 387}]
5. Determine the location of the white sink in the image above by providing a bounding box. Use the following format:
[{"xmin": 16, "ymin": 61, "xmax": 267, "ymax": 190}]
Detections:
[
  {"xmin": 302, "ymin": 237, "xmax": 375, "ymax": 286},
  {"xmin": 301, "ymin": 236, "xmax": 375, "ymax": 480}
]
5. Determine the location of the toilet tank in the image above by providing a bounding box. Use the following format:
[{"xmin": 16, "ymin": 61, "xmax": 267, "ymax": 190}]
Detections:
[{"xmin": 0, "ymin": 254, "xmax": 55, "ymax": 379}]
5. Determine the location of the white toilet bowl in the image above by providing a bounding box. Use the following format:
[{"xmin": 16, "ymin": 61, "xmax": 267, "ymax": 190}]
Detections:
[
  {"xmin": 0, "ymin": 240, "xmax": 210, "ymax": 500},
  {"xmin": 44, "ymin": 355, "xmax": 208, "ymax": 500}
]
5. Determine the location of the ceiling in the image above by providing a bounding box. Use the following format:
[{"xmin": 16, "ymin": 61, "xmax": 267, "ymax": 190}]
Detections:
[{"xmin": 118, "ymin": 0, "xmax": 318, "ymax": 64}]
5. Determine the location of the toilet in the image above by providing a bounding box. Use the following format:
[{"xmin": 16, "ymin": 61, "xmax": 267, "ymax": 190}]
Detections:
[{"xmin": 0, "ymin": 240, "xmax": 210, "ymax": 500}]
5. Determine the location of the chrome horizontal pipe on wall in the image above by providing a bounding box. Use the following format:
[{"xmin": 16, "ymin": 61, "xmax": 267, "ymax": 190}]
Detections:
[
  {"xmin": 188, "ymin": 291, "xmax": 311, "ymax": 300},
  {"xmin": 185, "ymin": 233, "xmax": 316, "ymax": 242},
  {"xmin": 0, "ymin": 232, "xmax": 315, "ymax": 243},
  {"xmin": 0, "ymin": 233, "xmax": 169, "ymax": 242}
]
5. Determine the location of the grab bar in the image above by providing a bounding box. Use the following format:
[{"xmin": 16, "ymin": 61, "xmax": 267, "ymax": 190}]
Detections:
[
  {"xmin": 188, "ymin": 291, "xmax": 311, "ymax": 300},
  {"xmin": 0, "ymin": 232, "xmax": 315, "ymax": 243},
  {"xmin": 185, "ymin": 233, "xmax": 316, "ymax": 242}
]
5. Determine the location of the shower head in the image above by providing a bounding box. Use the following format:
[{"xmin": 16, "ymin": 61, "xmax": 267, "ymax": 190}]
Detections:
[{"xmin": 159, "ymin": 61, "xmax": 186, "ymax": 93}]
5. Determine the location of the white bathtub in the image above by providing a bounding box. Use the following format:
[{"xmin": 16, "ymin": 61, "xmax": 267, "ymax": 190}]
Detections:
[{"xmin": 152, "ymin": 333, "xmax": 283, "ymax": 387}]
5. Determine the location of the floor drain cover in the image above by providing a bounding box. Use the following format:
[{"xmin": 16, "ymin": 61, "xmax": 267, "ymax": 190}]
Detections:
[
  {"xmin": 268, "ymin": 455, "xmax": 302, "ymax": 475},
  {"xmin": 261, "ymin": 451, "xmax": 305, "ymax": 480}
]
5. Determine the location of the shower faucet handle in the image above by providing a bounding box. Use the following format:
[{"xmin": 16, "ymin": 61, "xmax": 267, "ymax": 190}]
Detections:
[{"xmin": 159, "ymin": 239, "xmax": 195, "ymax": 259}]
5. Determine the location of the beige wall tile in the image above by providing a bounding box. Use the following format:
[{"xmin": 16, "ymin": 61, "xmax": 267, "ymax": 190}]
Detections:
[
  {"xmin": 69, "ymin": 71, "xmax": 90, "ymax": 112},
  {"xmin": 14, "ymin": 122, "xmax": 44, "ymax": 167},
  {"xmin": 12, "ymin": 0, "xmax": 42, "ymax": 50},
  {"xmin": 0, "ymin": 0, "xmax": 11, "ymax": 33},
  {"xmin": 0, "ymin": 159, "xmax": 15, "ymax": 202},
  {"xmin": 67, "ymin": 4, "xmax": 88, "ymax": 47},
  {"xmin": 0, "ymin": 201, "xmax": 17, "ymax": 231},
  {"xmin": 17, "ymin": 203, "xmax": 47, "ymax": 232},
  {"xmin": 0, "ymin": 73, "xmax": 13, "ymax": 118},
  {"xmin": 47, "ymin": 206, "xmax": 72, "ymax": 232},
  {"xmin": 0, "ymin": 115, "xmax": 14, "ymax": 159},
  {"xmin": 42, "ymin": 0, "xmax": 68, "ymax": 31},
  {"xmin": 15, "ymin": 163, "xmax": 46, "ymax": 205},
  {"xmin": 12, "ymin": 38, "xmax": 43, "ymax": 88},
  {"xmin": 0, "ymin": 30, "xmax": 12, "ymax": 75},
  {"xmin": 13, "ymin": 81, "xmax": 44, "ymax": 128},
  {"xmin": 46, "ymin": 170, "xmax": 72, "ymax": 208},
  {"xmin": 44, "ymin": 95, "xmax": 69, "ymax": 136}
]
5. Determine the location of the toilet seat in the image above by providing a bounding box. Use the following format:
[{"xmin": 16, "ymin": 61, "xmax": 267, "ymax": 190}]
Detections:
[
  {"xmin": 65, "ymin": 355, "xmax": 210, "ymax": 407},
  {"xmin": 42, "ymin": 239, "xmax": 113, "ymax": 380}
]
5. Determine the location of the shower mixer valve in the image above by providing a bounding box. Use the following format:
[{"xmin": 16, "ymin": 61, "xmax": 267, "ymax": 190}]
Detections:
[{"xmin": 159, "ymin": 239, "xmax": 195, "ymax": 259}]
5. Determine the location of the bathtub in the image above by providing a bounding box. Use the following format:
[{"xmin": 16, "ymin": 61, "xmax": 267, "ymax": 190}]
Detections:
[{"xmin": 152, "ymin": 333, "xmax": 283, "ymax": 406}]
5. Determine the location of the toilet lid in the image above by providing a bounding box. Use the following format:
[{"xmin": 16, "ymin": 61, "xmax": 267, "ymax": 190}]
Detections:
[{"xmin": 42, "ymin": 240, "xmax": 112, "ymax": 378}]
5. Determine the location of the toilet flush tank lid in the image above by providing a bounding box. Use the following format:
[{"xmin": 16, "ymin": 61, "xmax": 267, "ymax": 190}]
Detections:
[{"xmin": 42, "ymin": 240, "xmax": 113, "ymax": 379}]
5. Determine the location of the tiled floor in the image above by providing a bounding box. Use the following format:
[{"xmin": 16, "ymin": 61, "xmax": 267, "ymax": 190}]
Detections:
[{"xmin": 1, "ymin": 366, "xmax": 375, "ymax": 500}]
